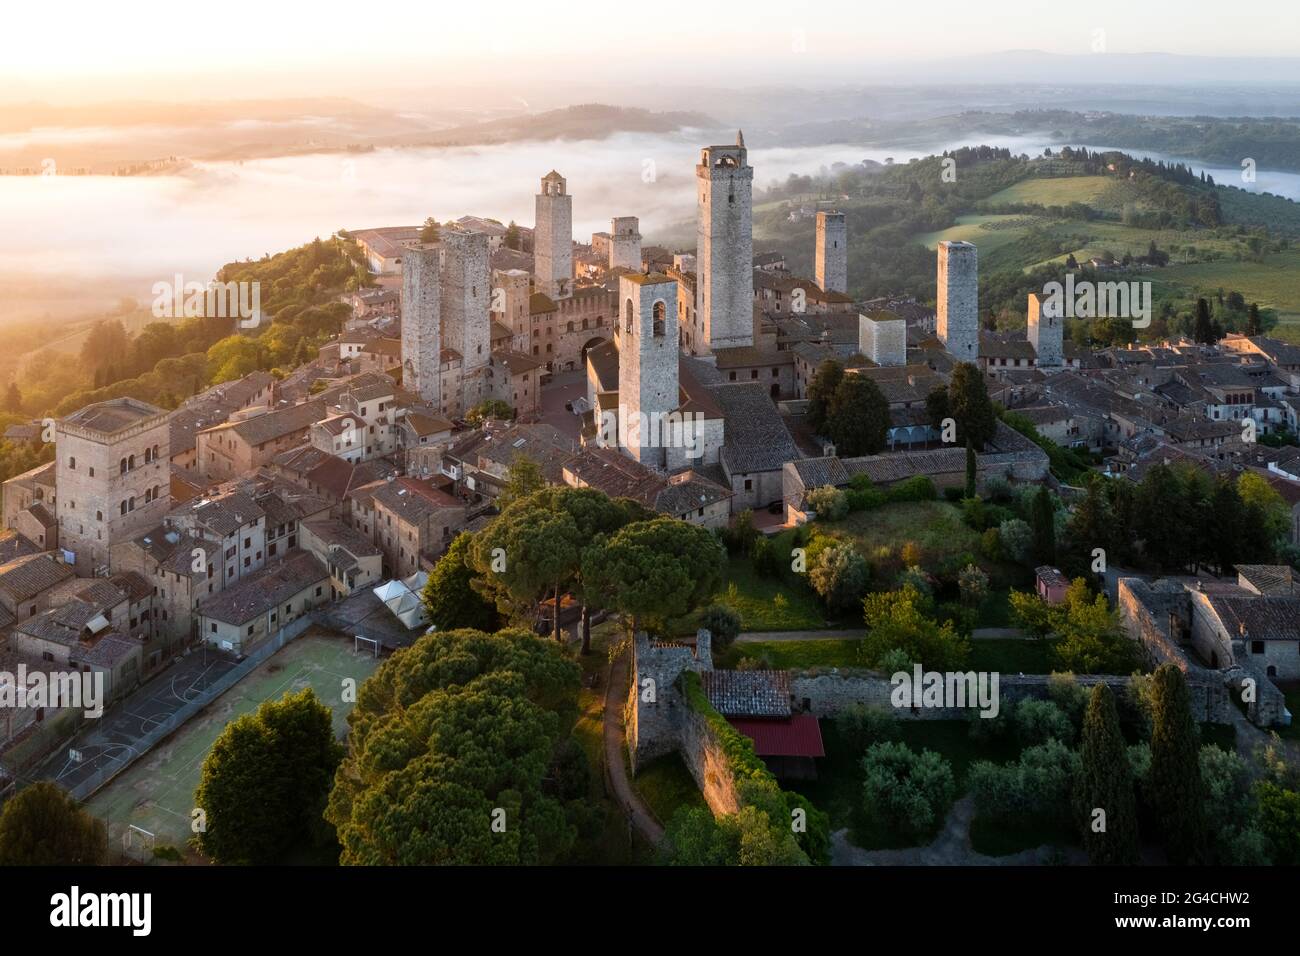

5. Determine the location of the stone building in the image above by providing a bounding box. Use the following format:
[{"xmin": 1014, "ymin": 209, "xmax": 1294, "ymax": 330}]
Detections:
[
  {"xmin": 936, "ymin": 240, "xmax": 979, "ymax": 363},
  {"xmin": 534, "ymin": 171, "xmax": 573, "ymax": 299},
  {"xmin": 1027, "ymin": 292, "xmax": 1064, "ymax": 369},
  {"xmin": 440, "ymin": 230, "xmax": 492, "ymax": 413},
  {"xmin": 696, "ymin": 132, "xmax": 754, "ymax": 353},
  {"xmin": 859, "ymin": 310, "xmax": 906, "ymax": 367},
  {"xmin": 401, "ymin": 246, "xmax": 441, "ymax": 406},
  {"xmin": 56, "ymin": 398, "xmax": 171, "ymax": 577},
  {"xmin": 609, "ymin": 216, "xmax": 642, "ymax": 271},
  {"xmin": 347, "ymin": 476, "xmax": 466, "ymax": 578},
  {"xmin": 616, "ymin": 272, "xmax": 680, "ymax": 467},
  {"xmin": 815, "ymin": 210, "xmax": 847, "ymax": 295}
]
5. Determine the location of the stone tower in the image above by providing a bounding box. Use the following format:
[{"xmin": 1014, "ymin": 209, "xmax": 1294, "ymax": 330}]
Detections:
[
  {"xmin": 695, "ymin": 132, "xmax": 754, "ymax": 353},
  {"xmin": 492, "ymin": 268, "xmax": 532, "ymax": 354},
  {"xmin": 815, "ymin": 210, "xmax": 847, "ymax": 295},
  {"xmin": 859, "ymin": 311, "xmax": 906, "ymax": 367},
  {"xmin": 57, "ymin": 398, "xmax": 171, "ymax": 576},
  {"xmin": 1027, "ymin": 292, "xmax": 1064, "ymax": 369},
  {"xmin": 617, "ymin": 272, "xmax": 679, "ymax": 467},
  {"xmin": 441, "ymin": 230, "xmax": 491, "ymax": 410},
  {"xmin": 534, "ymin": 170, "xmax": 572, "ymax": 299},
  {"xmin": 609, "ymin": 216, "xmax": 642, "ymax": 271},
  {"xmin": 937, "ymin": 240, "xmax": 979, "ymax": 363},
  {"xmin": 401, "ymin": 247, "xmax": 441, "ymax": 405}
]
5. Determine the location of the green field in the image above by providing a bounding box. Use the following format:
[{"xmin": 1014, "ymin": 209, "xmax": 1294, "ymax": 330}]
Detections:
[
  {"xmin": 1154, "ymin": 248, "xmax": 1300, "ymax": 331},
  {"xmin": 86, "ymin": 630, "xmax": 380, "ymax": 862},
  {"xmin": 987, "ymin": 176, "xmax": 1114, "ymax": 208},
  {"xmin": 712, "ymin": 556, "xmax": 828, "ymax": 631},
  {"xmin": 916, "ymin": 214, "xmax": 1047, "ymax": 254}
]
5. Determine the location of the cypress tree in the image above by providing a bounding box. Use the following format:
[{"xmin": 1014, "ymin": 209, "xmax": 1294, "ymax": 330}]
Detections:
[
  {"xmin": 1148, "ymin": 664, "xmax": 1206, "ymax": 864},
  {"xmin": 1075, "ymin": 683, "xmax": 1140, "ymax": 864}
]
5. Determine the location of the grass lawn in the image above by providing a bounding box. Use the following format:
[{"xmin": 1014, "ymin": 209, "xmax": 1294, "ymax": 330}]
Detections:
[
  {"xmin": 969, "ymin": 638, "xmax": 1060, "ymax": 674},
  {"xmin": 633, "ymin": 753, "xmax": 706, "ymax": 827},
  {"xmin": 1154, "ymin": 248, "xmax": 1300, "ymax": 331},
  {"xmin": 838, "ymin": 500, "xmax": 981, "ymax": 564},
  {"xmin": 977, "ymin": 589, "xmax": 1014, "ymax": 627},
  {"xmin": 713, "ymin": 557, "xmax": 827, "ymax": 631},
  {"xmin": 722, "ymin": 638, "xmax": 862, "ymax": 670}
]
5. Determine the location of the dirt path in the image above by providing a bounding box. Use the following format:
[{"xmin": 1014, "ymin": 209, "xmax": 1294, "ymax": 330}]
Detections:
[
  {"xmin": 603, "ymin": 652, "xmax": 664, "ymax": 846},
  {"xmin": 830, "ymin": 796, "xmax": 1087, "ymax": 866}
]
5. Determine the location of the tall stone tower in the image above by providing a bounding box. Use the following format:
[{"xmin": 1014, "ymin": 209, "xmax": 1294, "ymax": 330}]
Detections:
[
  {"xmin": 534, "ymin": 170, "xmax": 573, "ymax": 299},
  {"xmin": 492, "ymin": 268, "xmax": 532, "ymax": 354},
  {"xmin": 695, "ymin": 132, "xmax": 754, "ymax": 353},
  {"xmin": 609, "ymin": 216, "xmax": 642, "ymax": 271},
  {"xmin": 617, "ymin": 272, "xmax": 679, "ymax": 468},
  {"xmin": 937, "ymin": 240, "xmax": 979, "ymax": 363},
  {"xmin": 815, "ymin": 210, "xmax": 847, "ymax": 294},
  {"xmin": 401, "ymin": 247, "xmax": 441, "ymax": 405},
  {"xmin": 441, "ymin": 230, "xmax": 491, "ymax": 412},
  {"xmin": 1027, "ymin": 292, "xmax": 1064, "ymax": 369}
]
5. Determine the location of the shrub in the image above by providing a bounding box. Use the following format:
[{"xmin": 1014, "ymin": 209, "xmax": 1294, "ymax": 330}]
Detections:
[
  {"xmin": 984, "ymin": 475, "xmax": 1013, "ymax": 503},
  {"xmin": 896, "ymin": 565, "xmax": 934, "ymax": 599},
  {"xmin": 960, "ymin": 496, "xmax": 987, "ymax": 531},
  {"xmin": 877, "ymin": 647, "xmax": 912, "ymax": 675},
  {"xmin": 807, "ymin": 484, "xmax": 849, "ymax": 521},
  {"xmin": 1014, "ymin": 699, "xmax": 1075, "ymax": 747},
  {"xmin": 957, "ymin": 563, "xmax": 989, "ymax": 608},
  {"xmin": 848, "ymin": 486, "xmax": 887, "ymax": 511},
  {"xmin": 836, "ymin": 705, "xmax": 901, "ymax": 753},
  {"xmin": 979, "ymin": 527, "xmax": 1003, "ymax": 561},
  {"xmin": 887, "ymin": 476, "xmax": 937, "ymax": 503},
  {"xmin": 861, "ymin": 742, "xmax": 957, "ymax": 841},
  {"xmin": 752, "ymin": 536, "xmax": 779, "ymax": 577},
  {"xmin": 900, "ymin": 541, "xmax": 925, "ymax": 567},
  {"xmin": 699, "ymin": 604, "xmax": 742, "ymax": 650},
  {"xmin": 998, "ymin": 518, "xmax": 1034, "ymax": 564},
  {"xmin": 968, "ymin": 738, "xmax": 1079, "ymax": 822},
  {"xmin": 809, "ymin": 542, "xmax": 869, "ymax": 610}
]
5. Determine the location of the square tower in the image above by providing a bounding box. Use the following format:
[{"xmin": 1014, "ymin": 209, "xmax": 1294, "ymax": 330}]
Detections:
[
  {"xmin": 401, "ymin": 247, "xmax": 441, "ymax": 405},
  {"xmin": 609, "ymin": 216, "xmax": 642, "ymax": 271},
  {"xmin": 695, "ymin": 132, "xmax": 754, "ymax": 353},
  {"xmin": 617, "ymin": 273, "xmax": 679, "ymax": 467},
  {"xmin": 534, "ymin": 170, "xmax": 573, "ymax": 299},
  {"xmin": 57, "ymin": 398, "xmax": 171, "ymax": 576},
  {"xmin": 937, "ymin": 240, "xmax": 979, "ymax": 362},
  {"xmin": 492, "ymin": 268, "xmax": 532, "ymax": 354},
  {"xmin": 1027, "ymin": 292, "xmax": 1064, "ymax": 369},
  {"xmin": 815, "ymin": 210, "xmax": 847, "ymax": 295},
  {"xmin": 441, "ymin": 230, "xmax": 491, "ymax": 399},
  {"xmin": 859, "ymin": 311, "xmax": 906, "ymax": 367}
]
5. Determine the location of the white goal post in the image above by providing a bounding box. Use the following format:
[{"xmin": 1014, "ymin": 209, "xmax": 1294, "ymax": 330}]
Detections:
[{"xmin": 354, "ymin": 635, "xmax": 381, "ymax": 658}]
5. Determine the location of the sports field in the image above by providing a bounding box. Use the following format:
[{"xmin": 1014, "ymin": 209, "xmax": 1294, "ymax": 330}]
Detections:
[{"xmin": 86, "ymin": 630, "xmax": 380, "ymax": 861}]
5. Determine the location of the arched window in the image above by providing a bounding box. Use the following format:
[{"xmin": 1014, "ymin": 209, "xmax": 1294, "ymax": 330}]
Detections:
[
  {"xmin": 119, "ymin": 458, "xmax": 127, "ymax": 475},
  {"xmin": 144, "ymin": 448, "xmax": 151, "ymax": 464},
  {"xmin": 153, "ymin": 445, "xmax": 159, "ymax": 460},
  {"xmin": 128, "ymin": 454, "xmax": 135, "ymax": 470},
  {"xmin": 68, "ymin": 456, "xmax": 76, "ymax": 470},
  {"xmin": 652, "ymin": 301, "xmax": 666, "ymax": 337},
  {"xmin": 120, "ymin": 500, "xmax": 127, "ymax": 516},
  {"xmin": 624, "ymin": 298, "xmax": 633, "ymax": 333},
  {"xmin": 566, "ymin": 321, "xmax": 574, "ymax": 333}
]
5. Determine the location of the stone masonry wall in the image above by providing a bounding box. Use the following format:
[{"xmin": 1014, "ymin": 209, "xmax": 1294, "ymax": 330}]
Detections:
[{"xmin": 937, "ymin": 240, "xmax": 979, "ymax": 362}]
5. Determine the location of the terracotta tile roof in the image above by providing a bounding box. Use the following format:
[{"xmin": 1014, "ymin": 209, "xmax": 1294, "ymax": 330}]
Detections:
[{"xmin": 700, "ymin": 669, "xmax": 791, "ymax": 718}]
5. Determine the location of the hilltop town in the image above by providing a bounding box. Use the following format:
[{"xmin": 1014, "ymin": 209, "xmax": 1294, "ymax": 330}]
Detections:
[{"xmin": 0, "ymin": 130, "xmax": 1297, "ymax": 869}]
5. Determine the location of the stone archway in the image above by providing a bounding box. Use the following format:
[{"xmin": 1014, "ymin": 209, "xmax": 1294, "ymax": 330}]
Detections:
[{"xmin": 580, "ymin": 336, "xmax": 608, "ymax": 363}]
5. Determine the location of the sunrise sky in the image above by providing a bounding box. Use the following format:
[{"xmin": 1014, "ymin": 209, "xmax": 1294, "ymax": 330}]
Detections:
[{"xmin": 9, "ymin": 0, "xmax": 1300, "ymax": 103}]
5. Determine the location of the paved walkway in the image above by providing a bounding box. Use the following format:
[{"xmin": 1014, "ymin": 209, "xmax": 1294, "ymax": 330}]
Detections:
[
  {"xmin": 603, "ymin": 652, "xmax": 664, "ymax": 846},
  {"xmin": 830, "ymin": 796, "xmax": 1087, "ymax": 866}
]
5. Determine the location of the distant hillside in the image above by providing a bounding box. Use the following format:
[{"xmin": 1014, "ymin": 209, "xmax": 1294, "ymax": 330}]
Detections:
[{"xmin": 374, "ymin": 103, "xmax": 718, "ymax": 148}]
